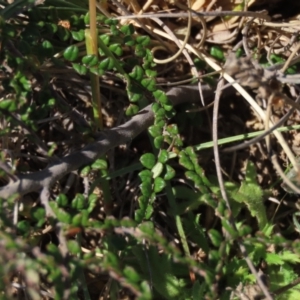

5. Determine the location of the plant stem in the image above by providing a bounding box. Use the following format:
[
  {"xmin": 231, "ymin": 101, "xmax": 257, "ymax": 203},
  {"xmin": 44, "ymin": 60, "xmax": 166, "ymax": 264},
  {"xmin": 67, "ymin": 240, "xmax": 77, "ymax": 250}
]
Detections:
[{"xmin": 86, "ymin": 0, "xmax": 103, "ymax": 130}]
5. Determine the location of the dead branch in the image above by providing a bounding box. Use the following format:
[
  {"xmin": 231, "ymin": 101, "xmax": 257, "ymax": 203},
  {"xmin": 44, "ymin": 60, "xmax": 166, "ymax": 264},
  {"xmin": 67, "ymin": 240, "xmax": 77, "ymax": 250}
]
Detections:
[{"xmin": 0, "ymin": 85, "xmax": 216, "ymax": 199}]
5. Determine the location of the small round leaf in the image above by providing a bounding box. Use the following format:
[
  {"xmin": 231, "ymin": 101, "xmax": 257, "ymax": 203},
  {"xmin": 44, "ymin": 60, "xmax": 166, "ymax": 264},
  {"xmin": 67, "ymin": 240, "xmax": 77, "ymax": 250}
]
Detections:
[
  {"xmin": 138, "ymin": 170, "xmax": 152, "ymax": 181},
  {"xmin": 151, "ymin": 162, "xmax": 163, "ymax": 179},
  {"xmin": 210, "ymin": 46, "xmax": 225, "ymax": 61},
  {"xmin": 63, "ymin": 45, "xmax": 79, "ymax": 61},
  {"xmin": 72, "ymin": 194, "xmax": 86, "ymax": 210},
  {"xmin": 82, "ymin": 54, "xmax": 99, "ymax": 67},
  {"xmin": 129, "ymin": 66, "xmax": 144, "ymax": 81},
  {"xmin": 125, "ymin": 104, "xmax": 139, "ymax": 116},
  {"xmin": 140, "ymin": 181, "xmax": 152, "ymax": 196},
  {"xmin": 154, "ymin": 136, "xmax": 164, "ymax": 149},
  {"xmin": 99, "ymin": 57, "xmax": 114, "ymax": 70},
  {"xmin": 164, "ymin": 164, "xmax": 176, "ymax": 180},
  {"xmin": 158, "ymin": 150, "xmax": 168, "ymax": 164},
  {"xmin": 141, "ymin": 78, "xmax": 156, "ymax": 92},
  {"xmin": 140, "ymin": 153, "xmax": 156, "ymax": 169},
  {"xmin": 56, "ymin": 194, "xmax": 68, "ymax": 207},
  {"xmin": 148, "ymin": 125, "xmax": 161, "ymax": 138},
  {"xmin": 91, "ymin": 159, "xmax": 108, "ymax": 170},
  {"xmin": 71, "ymin": 29, "xmax": 85, "ymax": 41},
  {"xmin": 154, "ymin": 177, "xmax": 166, "ymax": 193},
  {"xmin": 72, "ymin": 63, "xmax": 87, "ymax": 75},
  {"xmin": 109, "ymin": 43, "xmax": 123, "ymax": 56}
]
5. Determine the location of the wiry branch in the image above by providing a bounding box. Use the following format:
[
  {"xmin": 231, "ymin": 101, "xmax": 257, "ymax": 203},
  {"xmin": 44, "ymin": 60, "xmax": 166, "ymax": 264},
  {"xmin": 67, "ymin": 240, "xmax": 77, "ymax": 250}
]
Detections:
[{"xmin": 0, "ymin": 85, "xmax": 216, "ymax": 199}]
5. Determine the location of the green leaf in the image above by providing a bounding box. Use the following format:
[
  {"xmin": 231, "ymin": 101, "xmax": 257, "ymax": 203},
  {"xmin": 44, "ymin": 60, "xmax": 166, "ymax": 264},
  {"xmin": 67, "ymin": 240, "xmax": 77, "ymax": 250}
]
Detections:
[
  {"xmin": 72, "ymin": 213, "xmax": 82, "ymax": 226},
  {"xmin": 41, "ymin": 40, "xmax": 53, "ymax": 56},
  {"xmin": 192, "ymin": 280, "xmax": 206, "ymax": 300},
  {"xmin": 71, "ymin": 29, "xmax": 85, "ymax": 41},
  {"xmin": 154, "ymin": 177, "xmax": 166, "ymax": 193},
  {"xmin": 19, "ymin": 75, "xmax": 31, "ymax": 91},
  {"xmin": 56, "ymin": 208, "xmax": 72, "ymax": 224},
  {"xmin": 210, "ymin": 46, "xmax": 225, "ymax": 61},
  {"xmin": 67, "ymin": 240, "xmax": 81, "ymax": 255},
  {"xmin": 135, "ymin": 196, "xmax": 153, "ymax": 222},
  {"xmin": 127, "ymin": 91, "xmax": 142, "ymax": 103},
  {"xmin": 154, "ymin": 119, "xmax": 165, "ymax": 128},
  {"xmin": 153, "ymin": 90, "xmax": 169, "ymax": 105},
  {"xmin": 179, "ymin": 152, "xmax": 194, "ymax": 171},
  {"xmin": 91, "ymin": 159, "xmax": 108, "ymax": 170},
  {"xmin": 135, "ymin": 44, "xmax": 146, "ymax": 57},
  {"xmin": 166, "ymin": 124, "xmax": 178, "ymax": 135},
  {"xmin": 155, "ymin": 107, "xmax": 166, "ymax": 118},
  {"xmin": 110, "ymin": 24, "xmax": 119, "ymax": 36},
  {"xmin": 47, "ymin": 243, "xmax": 61, "ymax": 256},
  {"xmin": 123, "ymin": 266, "xmax": 140, "ymax": 283},
  {"xmin": 154, "ymin": 136, "xmax": 164, "ymax": 149},
  {"xmin": 281, "ymin": 251, "xmax": 300, "ymax": 263},
  {"xmin": 145, "ymin": 69, "xmax": 157, "ymax": 77},
  {"xmin": 64, "ymin": 46, "xmax": 79, "ymax": 62},
  {"xmin": 128, "ymin": 84, "xmax": 145, "ymax": 103},
  {"xmin": 96, "ymin": 14, "xmax": 107, "ymax": 23},
  {"xmin": 208, "ymin": 229, "xmax": 222, "ymax": 247},
  {"xmin": 57, "ymin": 26, "xmax": 70, "ymax": 41},
  {"xmin": 137, "ymin": 195, "xmax": 149, "ymax": 210},
  {"xmin": 81, "ymin": 210, "xmax": 89, "ymax": 226},
  {"xmin": 140, "ymin": 181, "xmax": 152, "ymax": 196},
  {"xmin": 140, "ymin": 153, "xmax": 156, "ymax": 169},
  {"xmin": 138, "ymin": 169, "xmax": 152, "ymax": 181},
  {"xmin": 89, "ymin": 66, "xmax": 104, "ymax": 76},
  {"xmin": 164, "ymin": 165, "xmax": 176, "ymax": 180},
  {"xmin": 125, "ymin": 104, "xmax": 139, "ymax": 116},
  {"xmin": 270, "ymin": 53, "xmax": 284, "ymax": 64},
  {"xmin": 56, "ymin": 194, "xmax": 68, "ymax": 207},
  {"xmin": 124, "ymin": 35, "xmax": 135, "ymax": 46},
  {"xmin": 88, "ymin": 194, "xmax": 97, "ymax": 213},
  {"xmin": 151, "ymin": 162, "xmax": 163, "ymax": 179},
  {"xmin": 138, "ymin": 221, "xmax": 155, "ymax": 234},
  {"xmin": 109, "ymin": 43, "xmax": 123, "ymax": 56},
  {"xmin": 185, "ymin": 146, "xmax": 196, "ymax": 158},
  {"xmin": 237, "ymin": 161, "xmax": 266, "ymax": 229},
  {"xmin": 139, "ymin": 175, "xmax": 152, "ymax": 185},
  {"xmin": 209, "ymin": 249, "xmax": 221, "ymax": 264},
  {"xmin": 266, "ymin": 253, "xmax": 285, "ymax": 265},
  {"xmin": 120, "ymin": 24, "xmax": 135, "ymax": 35},
  {"xmin": 148, "ymin": 125, "xmax": 161, "ymax": 137},
  {"xmin": 99, "ymin": 34, "xmax": 110, "ymax": 46},
  {"xmin": 31, "ymin": 207, "xmax": 46, "ymax": 227},
  {"xmin": 45, "ymin": 23, "xmax": 58, "ymax": 34},
  {"xmin": 84, "ymin": 13, "xmax": 90, "ymax": 25},
  {"xmin": 141, "ymin": 78, "xmax": 156, "ymax": 92},
  {"xmin": 17, "ymin": 220, "xmax": 30, "ymax": 235},
  {"xmin": 82, "ymin": 54, "xmax": 99, "ymax": 67},
  {"xmin": 221, "ymin": 219, "xmax": 238, "ymax": 238},
  {"xmin": 99, "ymin": 57, "xmax": 115, "ymax": 70},
  {"xmin": 47, "ymin": 98, "xmax": 56, "ymax": 107},
  {"xmin": 158, "ymin": 150, "xmax": 168, "ymax": 164},
  {"xmin": 136, "ymin": 35, "xmax": 150, "ymax": 46},
  {"xmin": 144, "ymin": 204, "xmax": 154, "ymax": 220},
  {"xmin": 80, "ymin": 165, "xmax": 91, "ymax": 177},
  {"xmin": 129, "ymin": 66, "xmax": 144, "ymax": 81},
  {"xmin": 152, "ymin": 102, "xmax": 161, "ymax": 113},
  {"xmin": 193, "ymin": 58, "xmax": 206, "ymax": 71},
  {"xmin": 72, "ymin": 63, "xmax": 87, "ymax": 75},
  {"xmin": 72, "ymin": 194, "xmax": 86, "ymax": 210},
  {"xmin": 0, "ymin": 99, "xmax": 17, "ymax": 111}
]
